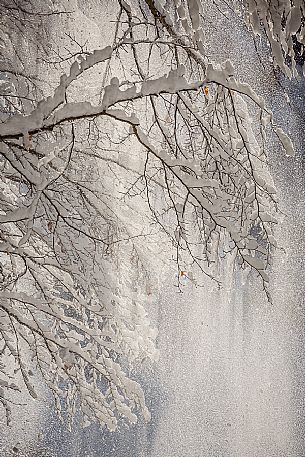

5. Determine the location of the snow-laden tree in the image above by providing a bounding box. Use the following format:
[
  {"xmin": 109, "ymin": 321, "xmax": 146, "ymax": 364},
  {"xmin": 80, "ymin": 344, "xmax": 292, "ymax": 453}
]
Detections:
[{"xmin": 0, "ymin": 0, "xmax": 296, "ymax": 430}]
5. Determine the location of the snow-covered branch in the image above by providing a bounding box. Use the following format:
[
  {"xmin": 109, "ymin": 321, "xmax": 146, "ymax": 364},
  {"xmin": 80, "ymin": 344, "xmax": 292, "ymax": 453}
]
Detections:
[{"xmin": 243, "ymin": 0, "xmax": 305, "ymax": 76}]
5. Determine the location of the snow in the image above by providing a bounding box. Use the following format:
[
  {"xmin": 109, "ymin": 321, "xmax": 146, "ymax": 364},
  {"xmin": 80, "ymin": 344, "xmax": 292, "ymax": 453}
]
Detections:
[{"xmin": 275, "ymin": 127, "xmax": 295, "ymax": 156}]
